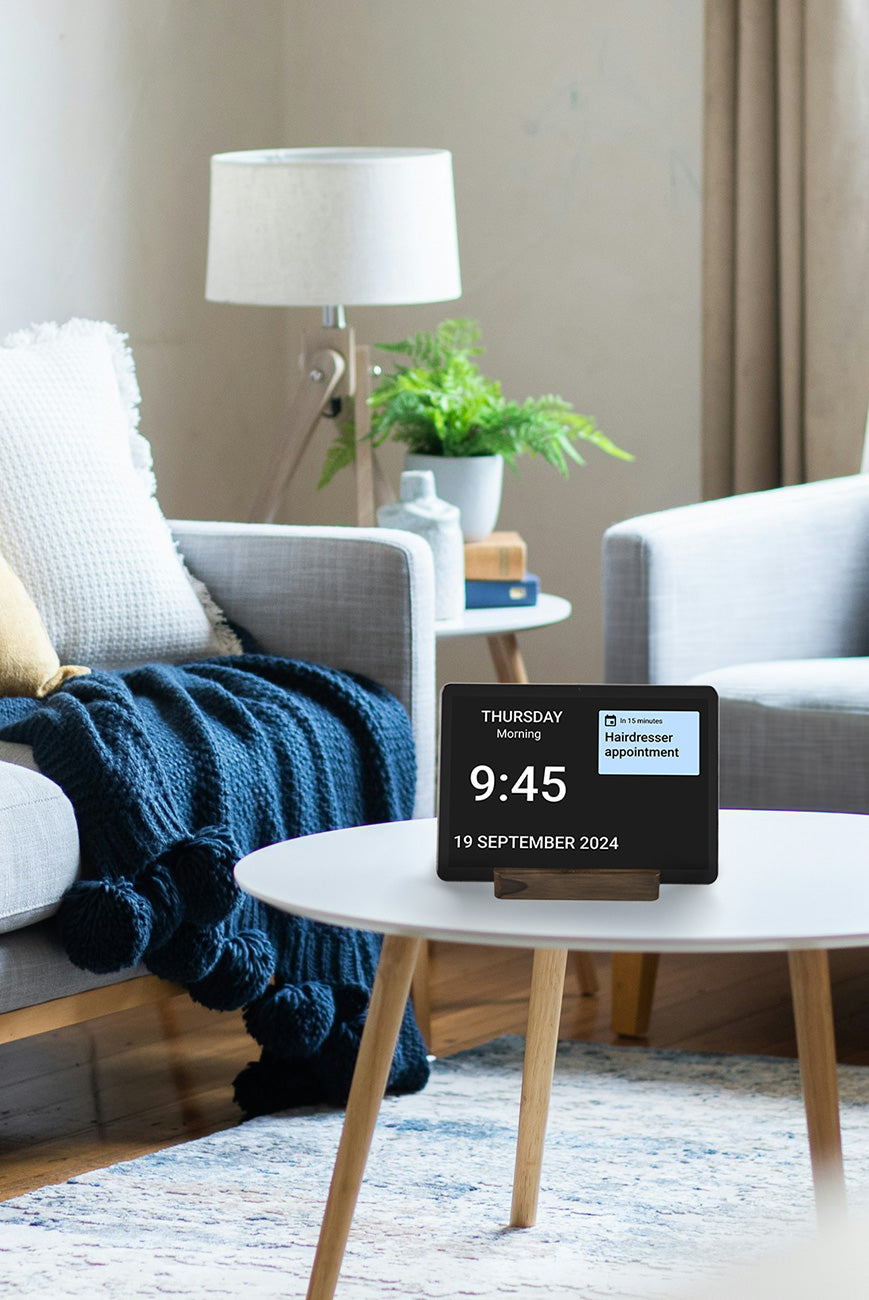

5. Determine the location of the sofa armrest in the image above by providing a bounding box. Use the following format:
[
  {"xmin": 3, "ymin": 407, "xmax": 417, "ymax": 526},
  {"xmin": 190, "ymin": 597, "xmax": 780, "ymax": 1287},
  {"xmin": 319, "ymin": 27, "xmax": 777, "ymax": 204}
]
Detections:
[
  {"xmin": 171, "ymin": 521, "xmax": 436, "ymax": 817},
  {"xmin": 602, "ymin": 475, "xmax": 869, "ymax": 683}
]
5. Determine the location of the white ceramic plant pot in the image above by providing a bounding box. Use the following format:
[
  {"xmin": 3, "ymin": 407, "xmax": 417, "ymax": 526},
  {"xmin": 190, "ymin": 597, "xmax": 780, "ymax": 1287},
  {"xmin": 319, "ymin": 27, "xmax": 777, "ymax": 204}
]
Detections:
[{"xmin": 404, "ymin": 453, "xmax": 504, "ymax": 541}]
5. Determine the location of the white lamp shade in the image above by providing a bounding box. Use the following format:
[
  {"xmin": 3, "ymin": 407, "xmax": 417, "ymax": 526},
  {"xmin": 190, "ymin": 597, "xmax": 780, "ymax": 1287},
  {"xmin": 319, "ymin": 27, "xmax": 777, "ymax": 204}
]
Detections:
[{"xmin": 205, "ymin": 147, "xmax": 462, "ymax": 307}]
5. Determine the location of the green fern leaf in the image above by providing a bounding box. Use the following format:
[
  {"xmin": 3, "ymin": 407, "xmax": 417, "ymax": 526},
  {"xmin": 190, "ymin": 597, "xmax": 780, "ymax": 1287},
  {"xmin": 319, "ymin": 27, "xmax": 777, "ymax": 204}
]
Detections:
[{"xmin": 317, "ymin": 420, "xmax": 357, "ymax": 489}]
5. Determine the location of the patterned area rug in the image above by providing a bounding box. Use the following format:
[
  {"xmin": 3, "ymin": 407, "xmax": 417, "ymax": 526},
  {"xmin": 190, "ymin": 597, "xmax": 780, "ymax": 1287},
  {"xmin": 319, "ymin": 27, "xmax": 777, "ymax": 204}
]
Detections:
[{"xmin": 2, "ymin": 1038, "xmax": 869, "ymax": 1299}]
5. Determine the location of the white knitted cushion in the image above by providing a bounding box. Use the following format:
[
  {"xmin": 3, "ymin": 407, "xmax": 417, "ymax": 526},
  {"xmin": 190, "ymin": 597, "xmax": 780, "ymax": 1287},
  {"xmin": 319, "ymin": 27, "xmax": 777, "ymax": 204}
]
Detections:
[{"xmin": 0, "ymin": 319, "xmax": 241, "ymax": 668}]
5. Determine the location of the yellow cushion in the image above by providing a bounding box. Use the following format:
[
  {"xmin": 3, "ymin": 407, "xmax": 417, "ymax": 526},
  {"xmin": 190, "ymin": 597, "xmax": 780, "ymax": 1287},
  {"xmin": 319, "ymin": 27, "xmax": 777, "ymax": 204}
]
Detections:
[{"xmin": 0, "ymin": 548, "xmax": 89, "ymax": 697}]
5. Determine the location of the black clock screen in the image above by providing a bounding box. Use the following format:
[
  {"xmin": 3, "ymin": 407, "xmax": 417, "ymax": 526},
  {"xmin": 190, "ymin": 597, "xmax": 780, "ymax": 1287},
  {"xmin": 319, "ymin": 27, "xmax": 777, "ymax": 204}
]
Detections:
[{"xmin": 437, "ymin": 684, "xmax": 718, "ymax": 884}]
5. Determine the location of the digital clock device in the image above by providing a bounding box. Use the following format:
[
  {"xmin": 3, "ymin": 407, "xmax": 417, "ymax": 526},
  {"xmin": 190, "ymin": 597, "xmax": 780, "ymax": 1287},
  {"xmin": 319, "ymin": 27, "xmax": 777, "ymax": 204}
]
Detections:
[{"xmin": 437, "ymin": 683, "xmax": 718, "ymax": 885}]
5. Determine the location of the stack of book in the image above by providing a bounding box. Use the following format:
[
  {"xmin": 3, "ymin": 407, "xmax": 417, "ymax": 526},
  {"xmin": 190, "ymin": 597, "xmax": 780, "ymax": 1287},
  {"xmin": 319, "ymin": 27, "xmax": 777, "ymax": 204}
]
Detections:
[{"xmin": 463, "ymin": 531, "xmax": 539, "ymax": 609}]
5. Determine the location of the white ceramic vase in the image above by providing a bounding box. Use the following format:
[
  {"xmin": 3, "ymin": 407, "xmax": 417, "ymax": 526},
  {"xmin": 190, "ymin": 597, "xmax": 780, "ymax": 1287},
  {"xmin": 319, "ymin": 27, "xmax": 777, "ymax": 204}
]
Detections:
[
  {"xmin": 377, "ymin": 471, "xmax": 465, "ymax": 620},
  {"xmin": 404, "ymin": 453, "xmax": 503, "ymax": 542}
]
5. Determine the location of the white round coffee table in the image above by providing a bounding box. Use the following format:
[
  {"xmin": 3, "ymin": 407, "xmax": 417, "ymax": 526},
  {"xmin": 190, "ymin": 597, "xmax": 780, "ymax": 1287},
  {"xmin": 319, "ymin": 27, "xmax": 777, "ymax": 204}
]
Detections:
[{"xmin": 236, "ymin": 809, "xmax": 866, "ymax": 1300}]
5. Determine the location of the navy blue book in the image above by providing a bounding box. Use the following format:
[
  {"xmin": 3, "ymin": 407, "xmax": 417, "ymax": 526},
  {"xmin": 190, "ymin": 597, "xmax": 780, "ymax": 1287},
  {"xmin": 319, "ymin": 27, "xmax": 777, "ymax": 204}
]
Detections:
[{"xmin": 465, "ymin": 572, "xmax": 539, "ymax": 609}]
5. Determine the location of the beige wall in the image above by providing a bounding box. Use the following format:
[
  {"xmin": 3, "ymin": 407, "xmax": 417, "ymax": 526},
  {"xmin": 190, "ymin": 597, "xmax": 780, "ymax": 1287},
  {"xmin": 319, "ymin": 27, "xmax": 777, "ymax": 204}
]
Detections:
[
  {"xmin": 0, "ymin": 0, "xmax": 287, "ymax": 522},
  {"xmin": 1, "ymin": 0, "xmax": 702, "ymax": 682},
  {"xmin": 278, "ymin": 0, "xmax": 703, "ymax": 684}
]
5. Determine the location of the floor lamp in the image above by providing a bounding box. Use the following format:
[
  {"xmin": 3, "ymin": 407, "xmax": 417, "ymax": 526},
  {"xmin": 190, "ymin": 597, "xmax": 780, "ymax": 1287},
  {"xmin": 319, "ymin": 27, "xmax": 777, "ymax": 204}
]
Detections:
[{"xmin": 205, "ymin": 147, "xmax": 462, "ymax": 525}]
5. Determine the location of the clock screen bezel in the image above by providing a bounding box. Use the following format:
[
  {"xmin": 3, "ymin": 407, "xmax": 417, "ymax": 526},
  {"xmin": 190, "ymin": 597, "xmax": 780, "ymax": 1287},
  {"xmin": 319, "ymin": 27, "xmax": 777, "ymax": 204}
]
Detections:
[{"xmin": 436, "ymin": 683, "xmax": 718, "ymax": 884}]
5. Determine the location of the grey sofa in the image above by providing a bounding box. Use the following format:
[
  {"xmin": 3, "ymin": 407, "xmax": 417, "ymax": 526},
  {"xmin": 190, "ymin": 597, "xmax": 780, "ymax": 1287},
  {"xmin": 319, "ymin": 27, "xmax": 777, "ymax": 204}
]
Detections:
[
  {"xmin": 0, "ymin": 522, "xmax": 435, "ymax": 1043},
  {"xmin": 602, "ymin": 474, "xmax": 869, "ymax": 1035}
]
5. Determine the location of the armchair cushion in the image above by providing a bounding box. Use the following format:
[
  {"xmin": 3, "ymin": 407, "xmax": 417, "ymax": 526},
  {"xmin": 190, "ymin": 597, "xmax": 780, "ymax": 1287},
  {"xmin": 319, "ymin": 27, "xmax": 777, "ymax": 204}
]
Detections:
[
  {"xmin": 692, "ymin": 658, "xmax": 869, "ymax": 813},
  {"xmin": 0, "ymin": 319, "xmax": 240, "ymax": 668}
]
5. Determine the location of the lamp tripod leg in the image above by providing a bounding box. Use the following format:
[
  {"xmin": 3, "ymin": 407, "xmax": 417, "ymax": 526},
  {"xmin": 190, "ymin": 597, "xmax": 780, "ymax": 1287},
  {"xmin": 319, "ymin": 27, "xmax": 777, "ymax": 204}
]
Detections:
[{"xmin": 249, "ymin": 347, "xmax": 345, "ymax": 524}]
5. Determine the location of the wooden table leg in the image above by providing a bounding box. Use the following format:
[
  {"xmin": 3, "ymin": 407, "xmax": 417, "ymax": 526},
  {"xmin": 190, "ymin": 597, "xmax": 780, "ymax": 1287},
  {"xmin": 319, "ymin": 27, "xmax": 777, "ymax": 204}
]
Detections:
[
  {"xmin": 572, "ymin": 951, "xmax": 599, "ymax": 996},
  {"xmin": 611, "ymin": 952, "xmax": 660, "ymax": 1037},
  {"xmin": 510, "ymin": 947, "xmax": 568, "ymax": 1227},
  {"xmin": 410, "ymin": 939, "xmax": 433, "ymax": 1049},
  {"xmin": 307, "ymin": 934, "xmax": 422, "ymax": 1300},
  {"xmin": 788, "ymin": 949, "xmax": 846, "ymax": 1223},
  {"xmin": 487, "ymin": 632, "xmax": 529, "ymax": 685}
]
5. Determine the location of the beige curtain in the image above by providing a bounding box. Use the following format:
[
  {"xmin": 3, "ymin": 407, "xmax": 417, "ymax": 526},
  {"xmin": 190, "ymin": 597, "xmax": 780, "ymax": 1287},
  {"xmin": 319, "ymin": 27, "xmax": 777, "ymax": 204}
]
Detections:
[{"xmin": 703, "ymin": 0, "xmax": 869, "ymax": 498}]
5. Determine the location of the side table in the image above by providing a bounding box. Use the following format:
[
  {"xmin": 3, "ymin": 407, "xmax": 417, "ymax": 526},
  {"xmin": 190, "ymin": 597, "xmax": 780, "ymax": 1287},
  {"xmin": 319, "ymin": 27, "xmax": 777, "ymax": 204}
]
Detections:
[{"xmin": 435, "ymin": 591, "xmax": 572, "ymax": 685}]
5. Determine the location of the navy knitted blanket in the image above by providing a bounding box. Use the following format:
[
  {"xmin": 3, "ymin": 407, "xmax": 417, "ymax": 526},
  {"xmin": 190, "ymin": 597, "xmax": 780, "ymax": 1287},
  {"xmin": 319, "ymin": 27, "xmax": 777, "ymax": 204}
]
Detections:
[{"xmin": 0, "ymin": 655, "xmax": 428, "ymax": 1114}]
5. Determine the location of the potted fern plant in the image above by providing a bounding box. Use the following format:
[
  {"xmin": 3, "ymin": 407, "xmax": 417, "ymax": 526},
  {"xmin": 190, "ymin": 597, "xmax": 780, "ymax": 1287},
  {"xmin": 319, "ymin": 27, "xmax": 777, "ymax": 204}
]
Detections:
[{"xmin": 319, "ymin": 319, "xmax": 632, "ymax": 540}]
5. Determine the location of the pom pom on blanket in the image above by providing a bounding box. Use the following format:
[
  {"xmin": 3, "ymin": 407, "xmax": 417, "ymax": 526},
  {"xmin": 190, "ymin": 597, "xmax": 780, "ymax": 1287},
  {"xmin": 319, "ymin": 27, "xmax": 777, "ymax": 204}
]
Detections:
[
  {"xmin": 146, "ymin": 922, "xmax": 224, "ymax": 984},
  {"xmin": 189, "ymin": 930, "xmax": 277, "ymax": 1009},
  {"xmin": 244, "ymin": 982, "xmax": 337, "ymax": 1060},
  {"xmin": 233, "ymin": 995, "xmax": 430, "ymax": 1115},
  {"xmin": 163, "ymin": 827, "xmax": 241, "ymax": 927},
  {"xmin": 59, "ymin": 878, "xmax": 154, "ymax": 972}
]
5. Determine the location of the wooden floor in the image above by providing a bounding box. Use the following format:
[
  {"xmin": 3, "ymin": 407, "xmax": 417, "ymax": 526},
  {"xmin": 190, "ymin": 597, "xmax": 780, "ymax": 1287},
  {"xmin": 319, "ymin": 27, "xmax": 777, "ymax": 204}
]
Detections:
[{"xmin": 3, "ymin": 946, "xmax": 869, "ymax": 1202}]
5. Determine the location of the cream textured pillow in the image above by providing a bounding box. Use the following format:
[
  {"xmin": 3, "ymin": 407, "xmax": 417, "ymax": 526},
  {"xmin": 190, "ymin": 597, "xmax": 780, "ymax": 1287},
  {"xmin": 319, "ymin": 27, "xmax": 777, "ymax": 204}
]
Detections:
[{"xmin": 0, "ymin": 319, "xmax": 241, "ymax": 668}]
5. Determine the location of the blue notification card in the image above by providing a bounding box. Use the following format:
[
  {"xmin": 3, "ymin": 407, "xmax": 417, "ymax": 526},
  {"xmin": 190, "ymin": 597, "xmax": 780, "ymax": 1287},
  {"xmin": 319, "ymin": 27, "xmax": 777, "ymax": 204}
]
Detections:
[
  {"xmin": 437, "ymin": 684, "xmax": 718, "ymax": 884},
  {"xmin": 598, "ymin": 710, "xmax": 700, "ymax": 776}
]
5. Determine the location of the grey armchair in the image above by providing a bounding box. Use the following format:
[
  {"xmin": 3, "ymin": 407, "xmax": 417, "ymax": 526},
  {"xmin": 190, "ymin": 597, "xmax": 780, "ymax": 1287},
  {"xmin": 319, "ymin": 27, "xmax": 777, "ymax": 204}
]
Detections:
[
  {"xmin": 602, "ymin": 473, "xmax": 869, "ymax": 1032},
  {"xmin": 0, "ymin": 523, "xmax": 434, "ymax": 1047}
]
